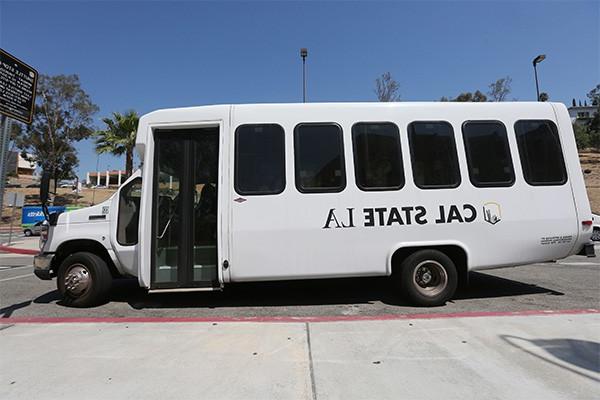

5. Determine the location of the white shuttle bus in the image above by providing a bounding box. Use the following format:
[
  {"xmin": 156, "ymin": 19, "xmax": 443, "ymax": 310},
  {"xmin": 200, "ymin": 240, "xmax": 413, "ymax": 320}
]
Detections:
[{"xmin": 34, "ymin": 102, "xmax": 595, "ymax": 307}]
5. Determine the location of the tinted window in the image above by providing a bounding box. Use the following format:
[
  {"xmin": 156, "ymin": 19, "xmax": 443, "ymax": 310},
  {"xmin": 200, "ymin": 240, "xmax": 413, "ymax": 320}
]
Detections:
[
  {"xmin": 294, "ymin": 123, "xmax": 345, "ymax": 192},
  {"xmin": 408, "ymin": 121, "xmax": 460, "ymax": 188},
  {"xmin": 235, "ymin": 124, "xmax": 285, "ymax": 195},
  {"xmin": 462, "ymin": 121, "xmax": 515, "ymax": 187},
  {"xmin": 514, "ymin": 120, "xmax": 567, "ymax": 185},
  {"xmin": 352, "ymin": 122, "xmax": 404, "ymax": 190},
  {"xmin": 117, "ymin": 177, "xmax": 142, "ymax": 246}
]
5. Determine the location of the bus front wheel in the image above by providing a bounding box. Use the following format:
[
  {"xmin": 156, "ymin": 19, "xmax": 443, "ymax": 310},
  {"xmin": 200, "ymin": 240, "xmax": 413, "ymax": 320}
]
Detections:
[
  {"xmin": 57, "ymin": 252, "xmax": 112, "ymax": 307},
  {"xmin": 398, "ymin": 249, "xmax": 458, "ymax": 307}
]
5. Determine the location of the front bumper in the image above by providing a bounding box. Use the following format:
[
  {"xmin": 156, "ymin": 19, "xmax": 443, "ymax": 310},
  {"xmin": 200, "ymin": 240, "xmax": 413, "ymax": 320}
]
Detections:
[{"xmin": 33, "ymin": 253, "xmax": 55, "ymax": 280}]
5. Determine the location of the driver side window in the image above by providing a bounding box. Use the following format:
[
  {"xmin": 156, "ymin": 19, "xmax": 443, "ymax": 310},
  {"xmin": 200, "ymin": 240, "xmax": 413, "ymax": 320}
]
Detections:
[{"xmin": 117, "ymin": 178, "xmax": 142, "ymax": 246}]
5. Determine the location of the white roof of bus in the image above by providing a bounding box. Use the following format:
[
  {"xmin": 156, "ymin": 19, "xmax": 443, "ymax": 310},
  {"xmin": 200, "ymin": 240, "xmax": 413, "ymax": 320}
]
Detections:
[
  {"xmin": 141, "ymin": 101, "xmax": 560, "ymax": 117},
  {"xmin": 135, "ymin": 102, "xmax": 565, "ymax": 159}
]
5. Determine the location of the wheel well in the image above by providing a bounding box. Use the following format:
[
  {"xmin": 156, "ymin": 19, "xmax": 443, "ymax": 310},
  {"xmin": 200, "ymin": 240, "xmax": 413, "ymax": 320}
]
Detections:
[
  {"xmin": 391, "ymin": 245, "xmax": 468, "ymax": 286},
  {"xmin": 52, "ymin": 239, "xmax": 120, "ymax": 278}
]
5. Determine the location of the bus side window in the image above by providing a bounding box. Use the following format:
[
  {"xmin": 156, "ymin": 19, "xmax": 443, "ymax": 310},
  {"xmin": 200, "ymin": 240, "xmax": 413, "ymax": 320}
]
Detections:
[
  {"xmin": 408, "ymin": 121, "xmax": 461, "ymax": 189},
  {"xmin": 514, "ymin": 120, "xmax": 567, "ymax": 186},
  {"xmin": 294, "ymin": 123, "xmax": 346, "ymax": 193},
  {"xmin": 235, "ymin": 124, "xmax": 286, "ymax": 195},
  {"xmin": 117, "ymin": 177, "xmax": 142, "ymax": 246},
  {"xmin": 462, "ymin": 121, "xmax": 515, "ymax": 187},
  {"xmin": 352, "ymin": 122, "xmax": 404, "ymax": 191}
]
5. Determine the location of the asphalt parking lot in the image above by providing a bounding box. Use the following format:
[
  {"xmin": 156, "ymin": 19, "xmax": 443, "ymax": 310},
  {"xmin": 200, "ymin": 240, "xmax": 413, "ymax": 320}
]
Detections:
[
  {"xmin": 1, "ymin": 249, "xmax": 599, "ymax": 400},
  {"xmin": 1, "ymin": 251, "xmax": 599, "ymax": 319}
]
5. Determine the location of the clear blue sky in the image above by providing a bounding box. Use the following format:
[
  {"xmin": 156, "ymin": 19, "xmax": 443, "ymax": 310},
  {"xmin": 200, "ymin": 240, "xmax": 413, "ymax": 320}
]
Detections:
[{"xmin": 1, "ymin": 0, "xmax": 599, "ymax": 180}]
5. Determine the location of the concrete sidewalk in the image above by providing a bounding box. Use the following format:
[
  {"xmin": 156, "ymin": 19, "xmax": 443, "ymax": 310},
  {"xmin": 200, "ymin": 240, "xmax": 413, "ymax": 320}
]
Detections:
[
  {"xmin": 1, "ymin": 312, "xmax": 598, "ymax": 400},
  {"xmin": 0, "ymin": 236, "xmax": 39, "ymax": 255}
]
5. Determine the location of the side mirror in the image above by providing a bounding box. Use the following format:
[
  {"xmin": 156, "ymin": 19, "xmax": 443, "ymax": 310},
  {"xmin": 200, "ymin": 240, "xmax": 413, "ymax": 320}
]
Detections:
[{"xmin": 40, "ymin": 171, "xmax": 51, "ymax": 204}]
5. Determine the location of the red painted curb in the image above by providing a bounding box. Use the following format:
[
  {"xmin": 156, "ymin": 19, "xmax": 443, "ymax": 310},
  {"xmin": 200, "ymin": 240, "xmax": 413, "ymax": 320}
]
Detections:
[
  {"xmin": 1, "ymin": 309, "xmax": 598, "ymax": 324},
  {"xmin": 0, "ymin": 245, "xmax": 38, "ymax": 255}
]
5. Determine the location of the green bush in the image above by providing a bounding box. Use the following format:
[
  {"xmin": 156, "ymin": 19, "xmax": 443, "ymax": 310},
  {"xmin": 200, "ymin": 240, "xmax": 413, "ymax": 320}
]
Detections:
[{"xmin": 574, "ymin": 123, "xmax": 591, "ymax": 150}]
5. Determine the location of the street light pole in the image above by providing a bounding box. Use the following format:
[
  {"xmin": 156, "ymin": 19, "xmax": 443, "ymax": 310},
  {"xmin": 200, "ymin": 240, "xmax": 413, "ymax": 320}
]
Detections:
[
  {"xmin": 91, "ymin": 153, "xmax": 99, "ymax": 205},
  {"xmin": 532, "ymin": 54, "xmax": 546, "ymax": 101},
  {"xmin": 300, "ymin": 48, "xmax": 308, "ymax": 103}
]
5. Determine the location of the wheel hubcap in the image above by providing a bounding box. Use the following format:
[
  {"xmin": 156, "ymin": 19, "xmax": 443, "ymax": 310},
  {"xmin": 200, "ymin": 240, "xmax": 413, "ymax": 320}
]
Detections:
[
  {"xmin": 413, "ymin": 260, "xmax": 448, "ymax": 297},
  {"xmin": 64, "ymin": 264, "xmax": 91, "ymax": 296}
]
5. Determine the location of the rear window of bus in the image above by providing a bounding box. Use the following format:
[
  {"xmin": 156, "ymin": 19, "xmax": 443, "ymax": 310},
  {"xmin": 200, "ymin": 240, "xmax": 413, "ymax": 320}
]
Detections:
[{"xmin": 514, "ymin": 120, "xmax": 567, "ymax": 186}]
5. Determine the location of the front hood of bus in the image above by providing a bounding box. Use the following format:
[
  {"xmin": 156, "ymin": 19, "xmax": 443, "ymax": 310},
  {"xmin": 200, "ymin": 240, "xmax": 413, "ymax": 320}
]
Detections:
[{"xmin": 56, "ymin": 198, "xmax": 113, "ymax": 225}]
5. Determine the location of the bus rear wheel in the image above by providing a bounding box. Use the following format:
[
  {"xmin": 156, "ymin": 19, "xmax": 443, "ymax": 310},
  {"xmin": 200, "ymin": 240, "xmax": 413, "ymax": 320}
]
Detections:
[
  {"xmin": 57, "ymin": 252, "xmax": 112, "ymax": 307},
  {"xmin": 398, "ymin": 249, "xmax": 458, "ymax": 307}
]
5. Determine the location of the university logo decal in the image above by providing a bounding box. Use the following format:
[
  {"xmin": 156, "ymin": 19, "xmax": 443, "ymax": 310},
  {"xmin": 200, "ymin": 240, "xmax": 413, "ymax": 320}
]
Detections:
[{"xmin": 483, "ymin": 202, "xmax": 501, "ymax": 225}]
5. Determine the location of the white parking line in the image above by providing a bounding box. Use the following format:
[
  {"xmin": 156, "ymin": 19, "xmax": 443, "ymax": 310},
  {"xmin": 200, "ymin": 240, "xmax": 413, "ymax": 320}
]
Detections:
[
  {"xmin": 0, "ymin": 273, "xmax": 34, "ymax": 282},
  {"xmin": 0, "ymin": 265, "xmax": 33, "ymax": 272},
  {"xmin": 557, "ymin": 261, "xmax": 599, "ymax": 266}
]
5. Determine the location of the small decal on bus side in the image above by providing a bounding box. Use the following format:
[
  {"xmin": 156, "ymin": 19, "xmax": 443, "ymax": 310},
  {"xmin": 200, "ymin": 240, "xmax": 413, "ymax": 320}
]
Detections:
[
  {"xmin": 540, "ymin": 235, "xmax": 573, "ymax": 245},
  {"xmin": 102, "ymin": 206, "xmax": 109, "ymax": 215},
  {"xmin": 483, "ymin": 202, "xmax": 502, "ymax": 225}
]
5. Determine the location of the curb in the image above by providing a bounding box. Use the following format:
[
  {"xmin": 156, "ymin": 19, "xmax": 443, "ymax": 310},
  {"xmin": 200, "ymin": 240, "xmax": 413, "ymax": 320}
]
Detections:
[
  {"xmin": 1, "ymin": 309, "xmax": 598, "ymax": 325},
  {"xmin": 0, "ymin": 245, "xmax": 38, "ymax": 255}
]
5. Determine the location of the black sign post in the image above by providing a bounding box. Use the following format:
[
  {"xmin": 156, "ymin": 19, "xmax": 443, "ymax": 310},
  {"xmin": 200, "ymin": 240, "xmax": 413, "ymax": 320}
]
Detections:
[{"xmin": 0, "ymin": 48, "xmax": 38, "ymax": 220}]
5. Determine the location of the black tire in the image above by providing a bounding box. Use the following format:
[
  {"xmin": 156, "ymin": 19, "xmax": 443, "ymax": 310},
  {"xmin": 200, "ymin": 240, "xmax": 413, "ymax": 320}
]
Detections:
[
  {"xmin": 57, "ymin": 252, "xmax": 112, "ymax": 307},
  {"xmin": 396, "ymin": 249, "xmax": 458, "ymax": 307},
  {"xmin": 24, "ymin": 230, "xmax": 32, "ymax": 237},
  {"xmin": 592, "ymin": 228, "xmax": 600, "ymax": 242}
]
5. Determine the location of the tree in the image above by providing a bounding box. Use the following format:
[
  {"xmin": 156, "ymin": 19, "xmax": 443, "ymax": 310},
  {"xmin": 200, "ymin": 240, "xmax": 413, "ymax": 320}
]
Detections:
[
  {"xmin": 454, "ymin": 92, "xmax": 473, "ymax": 102},
  {"xmin": 571, "ymin": 84, "xmax": 600, "ymax": 151},
  {"xmin": 14, "ymin": 74, "xmax": 98, "ymax": 189},
  {"xmin": 586, "ymin": 85, "xmax": 600, "ymax": 147},
  {"xmin": 94, "ymin": 110, "xmax": 140, "ymax": 176},
  {"xmin": 573, "ymin": 123, "xmax": 591, "ymax": 150},
  {"xmin": 487, "ymin": 76, "xmax": 512, "ymax": 102},
  {"xmin": 587, "ymin": 84, "xmax": 600, "ymax": 106},
  {"xmin": 453, "ymin": 90, "xmax": 487, "ymax": 102},
  {"xmin": 374, "ymin": 72, "xmax": 400, "ymax": 102},
  {"xmin": 472, "ymin": 90, "xmax": 487, "ymax": 102}
]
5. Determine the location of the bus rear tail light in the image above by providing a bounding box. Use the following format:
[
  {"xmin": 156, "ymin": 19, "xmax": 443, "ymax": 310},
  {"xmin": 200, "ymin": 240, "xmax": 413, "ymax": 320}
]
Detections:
[{"xmin": 582, "ymin": 220, "xmax": 593, "ymax": 227}]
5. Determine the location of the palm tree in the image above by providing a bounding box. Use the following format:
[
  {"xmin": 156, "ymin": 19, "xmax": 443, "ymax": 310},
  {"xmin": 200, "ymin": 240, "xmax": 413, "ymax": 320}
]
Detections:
[{"xmin": 94, "ymin": 110, "xmax": 139, "ymax": 177}]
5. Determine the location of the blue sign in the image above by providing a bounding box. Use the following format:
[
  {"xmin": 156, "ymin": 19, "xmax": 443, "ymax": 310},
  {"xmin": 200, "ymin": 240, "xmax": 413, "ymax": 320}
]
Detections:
[{"xmin": 21, "ymin": 206, "xmax": 66, "ymax": 227}]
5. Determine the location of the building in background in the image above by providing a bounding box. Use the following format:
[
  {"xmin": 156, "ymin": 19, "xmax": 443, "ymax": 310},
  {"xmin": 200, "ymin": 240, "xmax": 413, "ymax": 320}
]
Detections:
[
  {"xmin": 5, "ymin": 151, "xmax": 36, "ymax": 178},
  {"xmin": 569, "ymin": 99, "xmax": 598, "ymax": 126},
  {"xmin": 86, "ymin": 170, "xmax": 127, "ymax": 187}
]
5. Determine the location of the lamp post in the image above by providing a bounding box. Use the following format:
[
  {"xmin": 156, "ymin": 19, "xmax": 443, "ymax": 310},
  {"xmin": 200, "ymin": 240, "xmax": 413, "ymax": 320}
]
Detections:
[
  {"xmin": 300, "ymin": 48, "xmax": 308, "ymax": 103},
  {"xmin": 91, "ymin": 154, "xmax": 100, "ymax": 205},
  {"xmin": 532, "ymin": 54, "xmax": 546, "ymax": 101}
]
